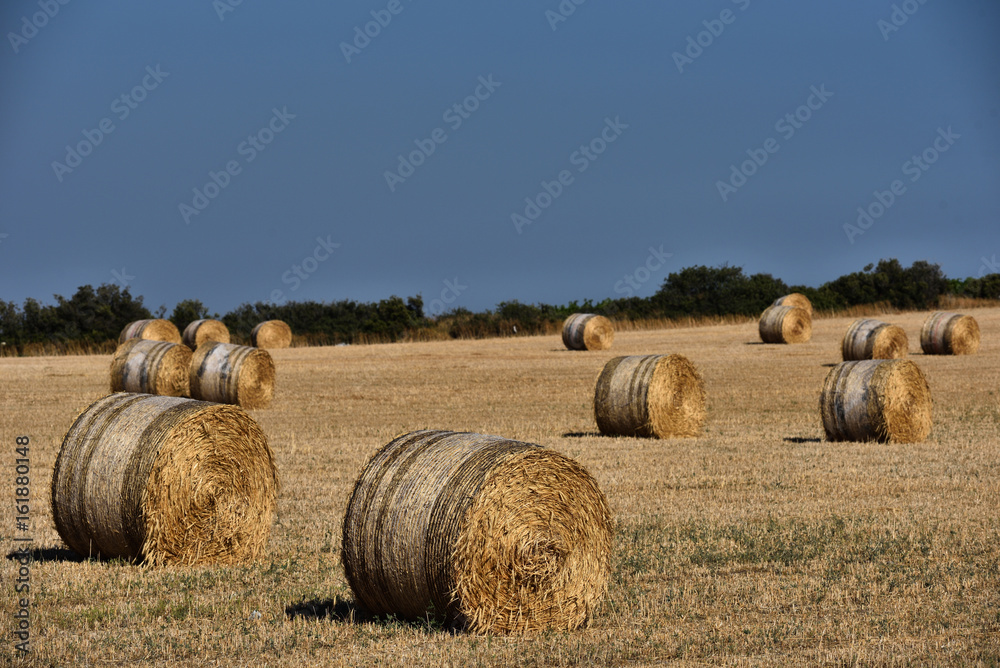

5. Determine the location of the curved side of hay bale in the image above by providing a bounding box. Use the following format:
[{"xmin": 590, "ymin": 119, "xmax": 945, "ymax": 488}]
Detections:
[
  {"xmin": 190, "ymin": 342, "xmax": 275, "ymax": 409},
  {"xmin": 819, "ymin": 359, "xmax": 932, "ymax": 443},
  {"xmin": 593, "ymin": 354, "xmax": 706, "ymax": 438},
  {"xmin": 773, "ymin": 292, "xmax": 813, "ymax": 316},
  {"xmin": 250, "ymin": 320, "xmax": 292, "ymax": 349},
  {"xmin": 182, "ymin": 319, "xmax": 231, "ymax": 349},
  {"xmin": 342, "ymin": 430, "xmax": 613, "ymax": 634},
  {"xmin": 50, "ymin": 392, "xmax": 278, "ymax": 565},
  {"xmin": 561, "ymin": 313, "xmax": 614, "ymax": 351},
  {"xmin": 758, "ymin": 305, "xmax": 812, "ymax": 344},
  {"xmin": 841, "ymin": 318, "xmax": 908, "ymax": 360},
  {"xmin": 118, "ymin": 319, "xmax": 182, "ymax": 345},
  {"xmin": 920, "ymin": 312, "xmax": 980, "ymax": 355},
  {"xmin": 109, "ymin": 339, "xmax": 192, "ymax": 397}
]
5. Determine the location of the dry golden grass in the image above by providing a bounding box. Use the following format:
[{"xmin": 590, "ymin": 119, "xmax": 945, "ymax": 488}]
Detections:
[{"xmin": 2, "ymin": 308, "xmax": 1000, "ymax": 666}]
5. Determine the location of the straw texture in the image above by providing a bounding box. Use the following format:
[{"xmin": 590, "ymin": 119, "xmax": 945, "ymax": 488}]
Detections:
[
  {"xmin": 758, "ymin": 305, "xmax": 812, "ymax": 344},
  {"xmin": 562, "ymin": 314, "xmax": 614, "ymax": 351},
  {"xmin": 772, "ymin": 292, "xmax": 813, "ymax": 316},
  {"xmin": 118, "ymin": 319, "xmax": 182, "ymax": 345},
  {"xmin": 594, "ymin": 354, "xmax": 706, "ymax": 438},
  {"xmin": 819, "ymin": 360, "xmax": 932, "ymax": 443},
  {"xmin": 920, "ymin": 312, "xmax": 980, "ymax": 355},
  {"xmin": 251, "ymin": 320, "xmax": 292, "ymax": 349},
  {"xmin": 342, "ymin": 430, "xmax": 613, "ymax": 634},
  {"xmin": 182, "ymin": 319, "xmax": 231, "ymax": 350},
  {"xmin": 109, "ymin": 339, "xmax": 191, "ymax": 397},
  {"xmin": 190, "ymin": 342, "xmax": 275, "ymax": 409},
  {"xmin": 842, "ymin": 318, "xmax": 909, "ymax": 360},
  {"xmin": 50, "ymin": 392, "xmax": 278, "ymax": 565}
]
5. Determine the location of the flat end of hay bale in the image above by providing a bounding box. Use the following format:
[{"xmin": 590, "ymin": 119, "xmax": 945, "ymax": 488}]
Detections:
[
  {"xmin": 119, "ymin": 319, "xmax": 182, "ymax": 345},
  {"xmin": 774, "ymin": 292, "xmax": 813, "ymax": 316},
  {"xmin": 182, "ymin": 319, "xmax": 231, "ymax": 350},
  {"xmin": 251, "ymin": 320, "xmax": 292, "ymax": 349}
]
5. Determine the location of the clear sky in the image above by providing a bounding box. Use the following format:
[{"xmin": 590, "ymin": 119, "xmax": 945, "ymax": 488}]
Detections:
[{"xmin": 1, "ymin": 1, "xmax": 998, "ymax": 316}]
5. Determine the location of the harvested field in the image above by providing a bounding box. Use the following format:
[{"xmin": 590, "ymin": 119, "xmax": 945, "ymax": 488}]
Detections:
[{"xmin": 2, "ymin": 308, "xmax": 999, "ymax": 665}]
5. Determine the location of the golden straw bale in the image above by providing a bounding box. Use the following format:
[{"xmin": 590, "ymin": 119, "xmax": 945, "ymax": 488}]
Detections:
[
  {"xmin": 772, "ymin": 292, "xmax": 813, "ymax": 316},
  {"xmin": 758, "ymin": 305, "xmax": 812, "ymax": 344},
  {"xmin": 250, "ymin": 320, "xmax": 292, "ymax": 349},
  {"xmin": 190, "ymin": 342, "xmax": 275, "ymax": 409},
  {"xmin": 109, "ymin": 339, "xmax": 191, "ymax": 397},
  {"xmin": 562, "ymin": 313, "xmax": 614, "ymax": 351},
  {"xmin": 841, "ymin": 318, "xmax": 908, "ymax": 360},
  {"xmin": 118, "ymin": 319, "xmax": 182, "ymax": 345},
  {"xmin": 182, "ymin": 319, "xmax": 231, "ymax": 350},
  {"xmin": 920, "ymin": 312, "xmax": 980, "ymax": 355}
]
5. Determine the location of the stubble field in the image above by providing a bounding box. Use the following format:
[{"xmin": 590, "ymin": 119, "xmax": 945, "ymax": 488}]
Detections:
[{"xmin": 2, "ymin": 308, "xmax": 999, "ymax": 666}]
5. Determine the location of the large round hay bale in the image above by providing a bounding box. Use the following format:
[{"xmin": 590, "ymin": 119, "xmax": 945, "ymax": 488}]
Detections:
[
  {"xmin": 594, "ymin": 354, "xmax": 706, "ymax": 438},
  {"xmin": 109, "ymin": 339, "xmax": 191, "ymax": 397},
  {"xmin": 190, "ymin": 342, "xmax": 275, "ymax": 409},
  {"xmin": 819, "ymin": 359, "xmax": 932, "ymax": 443},
  {"xmin": 841, "ymin": 318, "xmax": 908, "ymax": 360},
  {"xmin": 920, "ymin": 312, "xmax": 980, "ymax": 355},
  {"xmin": 758, "ymin": 305, "xmax": 812, "ymax": 344},
  {"xmin": 118, "ymin": 319, "xmax": 182, "ymax": 345},
  {"xmin": 772, "ymin": 292, "xmax": 813, "ymax": 316},
  {"xmin": 250, "ymin": 320, "xmax": 292, "ymax": 349},
  {"xmin": 562, "ymin": 313, "xmax": 614, "ymax": 351},
  {"xmin": 342, "ymin": 430, "xmax": 612, "ymax": 634},
  {"xmin": 182, "ymin": 319, "xmax": 231, "ymax": 349},
  {"xmin": 51, "ymin": 393, "xmax": 278, "ymax": 565}
]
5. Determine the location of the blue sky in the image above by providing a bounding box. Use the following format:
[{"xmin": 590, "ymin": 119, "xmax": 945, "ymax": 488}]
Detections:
[{"xmin": 1, "ymin": 1, "xmax": 998, "ymax": 316}]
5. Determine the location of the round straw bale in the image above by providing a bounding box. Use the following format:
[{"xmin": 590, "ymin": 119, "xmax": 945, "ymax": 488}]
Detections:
[
  {"xmin": 920, "ymin": 312, "xmax": 980, "ymax": 355},
  {"xmin": 250, "ymin": 320, "xmax": 292, "ymax": 349},
  {"xmin": 118, "ymin": 319, "xmax": 182, "ymax": 345},
  {"xmin": 772, "ymin": 292, "xmax": 813, "ymax": 316},
  {"xmin": 594, "ymin": 354, "xmax": 706, "ymax": 438},
  {"xmin": 51, "ymin": 392, "xmax": 278, "ymax": 565},
  {"xmin": 562, "ymin": 313, "xmax": 614, "ymax": 351},
  {"xmin": 110, "ymin": 339, "xmax": 191, "ymax": 397},
  {"xmin": 342, "ymin": 430, "xmax": 613, "ymax": 634},
  {"xmin": 819, "ymin": 359, "xmax": 932, "ymax": 443},
  {"xmin": 182, "ymin": 319, "xmax": 231, "ymax": 349},
  {"xmin": 841, "ymin": 318, "xmax": 908, "ymax": 360},
  {"xmin": 190, "ymin": 342, "xmax": 275, "ymax": 409},
  {"xmin": 758, "ymin": 305, "xmax": 812, "ymax": 344}
]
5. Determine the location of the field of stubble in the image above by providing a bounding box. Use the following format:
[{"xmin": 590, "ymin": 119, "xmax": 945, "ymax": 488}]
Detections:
[{"xmin": 2, "ymin": 308, "xmax": 999, "ymax": 666}]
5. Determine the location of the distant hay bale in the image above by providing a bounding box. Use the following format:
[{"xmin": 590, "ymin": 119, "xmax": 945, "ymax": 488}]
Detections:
[
  {"xmin": 562, "ymin": 313, "xmax": 614, "ymax": 351},
  {"xmin": 920, "ymin": 312, "xmax": 980, "ymax": 355},
  {"xmin": 190, "ymin": 342, "xmax": 275, "ymax": 409},
  {"xmin": 251, "ymin": 320, "xmax": 292, "ymax": 349},
  {"xmin": 51, "ymin": 393, "xmax": 278, "ymax": 565},
  {"xmin": 842, "ymin": 318, "xmax": 908, "ymax": 360},
  {"xmin": 819, "ymin": 359, "xmax": 932, "ymax": 443},
  {"xmin": 109, "ymin": 339, "xmax": 191, "ymax": 397},
  {"xmin": 182, "ymin": 319, "xmax": 230, "ymax": 349},
  {"xmin": 758, "ymin": 305, "xmax": 812, "ymax": 344},
  {"xmin": 342, "ymin": 430, "xmax": 613, "ymax": 634},
  {"xmin": 118, "ymin": 319, "xmax": 182, "ymax": 345},
  {"xmin": 773, "ymin": 292, "xmax": 813, "ymax": 316},
  {"xmin": 594, "ymin": 354, "xmax": 706, "ymax": 438}
]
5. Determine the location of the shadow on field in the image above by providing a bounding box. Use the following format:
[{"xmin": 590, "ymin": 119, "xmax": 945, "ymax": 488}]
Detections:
[
  {"xmin": 783, "ymin": 437, "xmax": 822, "ymax": 444},
  {"xmin": 5, "ymin": 547, "xmax": 85, "ymax": 563},
  {"xmin": 820, "ymin": 362, "xmax": 839, "ymax": 367},
  {"xmin": 285, "ymin": 596, "xmax": 453, "ymax": 632},
  {"xmin": 562, "ymin": 432, "xmax": 602, "ymax": 438}
]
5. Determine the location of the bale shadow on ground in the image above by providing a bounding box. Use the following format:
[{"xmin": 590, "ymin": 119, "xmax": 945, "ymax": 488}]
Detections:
[
  {"xmin": 5, "ymin": 547, "xmax": 85, "ymax": 563},
  {"xmin": 562, "ymin": 432, "xmax": 602, "ymax": 438},
  {"xmin": 285, "ymin": 596, "xmax": 455, "ymax": 633},
  {"xmin": 783, "ymin": 437, "xmax": 822, "ymax": 444}
]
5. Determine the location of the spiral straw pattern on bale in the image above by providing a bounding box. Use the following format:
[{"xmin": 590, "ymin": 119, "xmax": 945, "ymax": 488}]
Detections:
[
  {"xmin": 110, "ymin": 339, "xmax": 192, "ymax": 397},
  {"xmin": 920, "ymin": 312, "xmax": 980, "ymax": 355},
  {"xmin": 190, "ymin": 342, "xmax": 275, "ymax": 409},
  {"xmin": 51, "ymin": 393, "xmax": 278, "ymax": 565},
  {"xmin": 758, "ymin": 305, "xmax": 812, "ymax": 344},
  {"xmin": 841, "ymin": 318, "xmax": 908, "ymax": 361},
  {"xmin": 561, "ymin": 313, "xmax": 614, "ymax": 351},
  {"xmin": 819, "ymin": 359, "xmax": 932, "ymax": 443},
  {"xmin": 118, "ymin": 319, "xmax": 182, "ymax": 345},
  {"xmin": 182, "ymin": 319, "xmax": 231, "ymax": 350},
  {"xmin": 772, "ymin": 292, "xmax": 813, "ymax": 316},
  {"xmin": 250, "ymin": 320, "xmax": 292, "ymax": 349},
  {"xmin": 342, "ymin": 430, "xmax": 613, "ymax": 634},
  {"xmin": 594, "ymin": 354, "xmax": 706, "ymax": 438}
]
